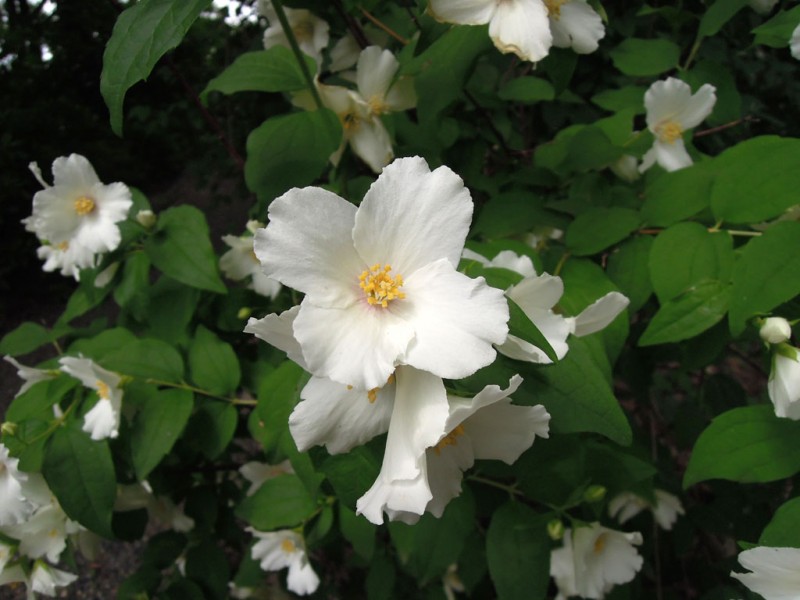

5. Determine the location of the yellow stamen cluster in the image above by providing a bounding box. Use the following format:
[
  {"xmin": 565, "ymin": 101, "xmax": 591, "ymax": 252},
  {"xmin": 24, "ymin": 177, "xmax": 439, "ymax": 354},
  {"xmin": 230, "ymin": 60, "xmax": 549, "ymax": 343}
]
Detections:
[
  {"xmin": 593, "ymin": 533, "xmax": 607, "ymax": 554},
  {"xmin": 74, "ymin": 195, "xmax": 96, "ymax": 216},
  {"xmin": 292, "ymin": 20, "xmax": 314, "ymax": 42},
  {"xmin": 281, "ymin": 538, "xmax": 296, "ymax": 554},
  {"xmin": 655, "ymin": 120, "xmax": 683, "ymax": 144},
  {"xmin": 96, "ymin": 380, "xmax": 110, "ymax": 400},
  {"xmin": 57, "ymin": 241, "xmax": 69, "ymax": 251},
  {"xmin": 544, "ymin": 0, "xmax": 568, "ymax": 19},
  {"xmin": 367, "ymin": 95, "xmax": 390, "ymax": 116},
  {"xmin": 359, "ymin": 264, "xmax": 405, "ymax": 308},
  {"xmin": 434, "ymin": 424, "xmax": 466, "ymax": 455}
]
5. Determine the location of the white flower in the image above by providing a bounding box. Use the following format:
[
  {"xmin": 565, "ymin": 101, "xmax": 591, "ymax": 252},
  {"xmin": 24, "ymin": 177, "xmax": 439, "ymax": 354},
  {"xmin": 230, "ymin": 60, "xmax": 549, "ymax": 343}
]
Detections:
[
  {"xmin": 35, "ymin": 240, "xmax": 97, "ymax": 280},
  {"xmin": 639, "ymin": 78, "xmax": 717, "ymax": 173},
  {"xmin": 135, "ymin": 209, "xmax": 157, "ymax": 228},
  {"xmin": 356, "ymin": 46, "xmax": 417, "ymax": 118},
  {"xmin": 30, "ymin": 561, "xmax": 78, "ymax": 597},
  {"xmin": 115, "ymin": 482, "xmax": 195, "ymax": 532},
  {"xmin": 610, "ymin": 154, "xmax": 640, "ymax": 183},
  {"xmin": 749, "ymin": 0, "xmax": 779, "ymax": 14},
  {"xmin": 767, "ymin": 345, "xmax": 800, "ymax": 420},
  {"xmin": 252, "ymin": 156, "xmax": 509, "ymax": 391},
  {"xmin": 443, "ymin": 564, "xmax": 465, "ymax": 600},
  {"xmin": 220, "ymin": 227, "xmax": 282, "ymax": 299},
  {"xmin": 463, "ymin": 249, "xmax": 629, "ymax": 363},
  {"xmin": 329, "ymin": 27, "xmax": 390, "ymax": 73},
  {"xmin": 249, "ymin": 529, "xmax": 319, "ymax": 596},
  {"xmin": 59, "ymin": 356, "xmax": 123, "ymax": 440},
  {"xmin": 550, "ymin": 523, "xmax": 643, "ymax": 599},
  {"xmin": 5, "ymin": 502, "xmax": 82, "ymax": 563},
  {"xmin": 239, "ymin": 460, "xmax": 293, "ymax": 496},
  {"xmin": 25, "ymin": 154, "xmax": 132, "ymax": 257},
  {"xmin": 608, "ymin": 490, "xmax": 684, "ymax": 531},
  {"xmin": 357, "ymin": 374, "xmax": 549, "ymax": 524},
  {"xmin": 258, "ymin": 1, "xmax": 329, "ymax": 65},
  {"xmin": 3, "ymin": 356, "xmax": 57, "ymax": 398},
  {"xmin": 548, "ymin": 0, "xmax": 605, "ymax": 54},
  {"xmin": 0, "ymin": 443, "xmax": 34, "ymax": 526},
  {"xmin": 760, "ymin": 317, "xmax": 792, "ymax": 345},
  {"xmin": 792, "ymin": 23, "xmax": 800, "ymax": 60},
  {"xmin": 731, "ymin": 546, "xmax": 800, "ymax": 600}
]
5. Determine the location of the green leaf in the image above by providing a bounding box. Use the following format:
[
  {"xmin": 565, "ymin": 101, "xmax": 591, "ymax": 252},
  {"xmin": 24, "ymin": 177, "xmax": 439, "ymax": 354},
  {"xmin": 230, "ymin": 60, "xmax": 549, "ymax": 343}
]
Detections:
[
  {"xmin": 487, "ymin": 502, "xmax": 550, "ymax": 600},
  {"xmin": 684, "ymin": 405, "xmax": 800, "ymax": 488},
  {"xmin": 188, "ymin": 325, "xmax": 240, "ymax": 395},
  {"xmin": 67, "ymin": 327, "xmax": 137, "ymax": 361},
  {"xmin": 649, "ymin": 222, "xmax": 734, "ymax": 302},
  {"xmin": 184, "ymin": 400, "xmax": 238, "ymax": 460},
  {"xmin": 130, "ymin": 389, "xmax": 194, "ymax": 480},
  {"xmin": 100, "ymin": 0, "xmax": 212, "ymax": 135},
  {"xmin": 201, "ymin": 47, "xmax": 315, "ymax": 101},
  {"xmin": 248, "ymin": 361, "xmax": 304, "ymax": 453},
  {"xmin": 7, "ymin": 376, "xmax": 75, "ymax": 423},
  {"xmin": 564, "ymin": 127, "xmax": 623, "ymax": 172},
  {"xmin": 103, "ymin": 338, "xmax": 184, "ymax": 383},
  {"xmin": 498, "ymin": 77, "xmax": 555, "ymax": 103},
  {"xmin": 144, "ymin": 205, "xmax": 226, "ymax": 293},
  {"xmin": 698, "ymin": 0, "xmax": 749, "ymax": 38},
  {"xmin": 235, "ymin": 474, "xmax": 317, "ymax": 530},
  {"xmin": 0, "ymin": 322, "xmax": 64, "ymax": 357},
  {"xmin": 145, "ymin": 277, "xmax": 200, "ymax": 342},
  {"xmin": 113, "ymin": 251, "xmax": 151, "ymax": 321},
  {"xmin": 591, "ymin": 86, "xmax": 646, "ymax": 113},
  {"xmin": 639, "ymin": 280, "xmax": 730, "ymax": 346},
  {"xmin": 340, "ymin": 505, "xmax": 375, "ymax": 560},
  {"xmin": 609, "ymin": 38, "xmax": 681, "ymax": 76},
  {"xmin": 320, "ymin": 445, "xmax": 381, "ymax": 509},
  {"xmin": 729, "ymin": 221, "xmax": 800, "ymax": 335},
  {"xmin": 759, "ymin": 497, "xmax": 800, "ymax": 548},
  {"xmin": 710, "ymin": 137, "xmax": 800, "ymax": 224},
  {"xmin": 565, "ymin": 207, "xmax": 640, "ymax": 256},
  {"xmin": 185, "ymin": 540, "xmax": 230, "ymax": 599},
  {"xmin": 607, "ymin": 236, "xmax": 654, "ymax": 313},
  {"xmin": 753, "ymin": 5, "xmax": 800, "ymax": 47},
  {"xmin": 244, "ymin": 109, "xmax": 341, "ymax": 202},
  {"xmin": 641, "ymin": 162, "xmax": 714, "ymax": 227},
  {"xmin": 43, "ymin": 424, "xmax": 116, "ymax": 537},
  {"xmin": 508, "ymin": 298, "xmax": 558, "ymax": 363}
]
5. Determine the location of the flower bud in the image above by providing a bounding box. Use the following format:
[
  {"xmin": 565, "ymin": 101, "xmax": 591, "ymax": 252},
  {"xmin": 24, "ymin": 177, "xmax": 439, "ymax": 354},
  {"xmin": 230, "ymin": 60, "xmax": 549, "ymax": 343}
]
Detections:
[
  {"xmin": 760, "ymin": 317, "xmax": 792, "ymax": 345},
  {"xmin": 136, "ymin": 209, "xmax": 157, "ymax": 229},
  {"xmin": 584, "ymin": 485, "xmax": 607, "ymax": 503},
  {"xmin": 1, "ymin": 421, "xmax": 17, "ymax": 436},
  {"xmin": 547, "ymin": 518, "xmax": 565, "ymax": 541},
  {"xmin": 237, "ymin": 307, "xmax": 253, "ymax": 320}
]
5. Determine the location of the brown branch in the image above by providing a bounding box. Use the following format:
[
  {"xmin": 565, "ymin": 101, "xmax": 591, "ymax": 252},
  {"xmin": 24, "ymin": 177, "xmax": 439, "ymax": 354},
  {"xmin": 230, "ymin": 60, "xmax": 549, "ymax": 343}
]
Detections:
[
  {"xmin": 331, "ymin": 0, "xmax": 369, "ymax": 49},
  {"xmin": 360, "ymin": 8, "xmax": 409, "ymax": 45},
  {"xmin": 694, "ymin": 116, "xmax": 757, "ymax": 138}
]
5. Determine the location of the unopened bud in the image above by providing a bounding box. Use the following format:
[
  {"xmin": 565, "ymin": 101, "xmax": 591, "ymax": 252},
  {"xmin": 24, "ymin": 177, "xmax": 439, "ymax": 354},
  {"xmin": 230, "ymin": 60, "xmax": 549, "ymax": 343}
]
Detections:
[
  {"xmin": 245, "ymin": 220, "xmax": 264, "ymax": 234},
  {"xmin": 136, "ymin": 209, "xmax": 157, "ymax": 229},
  {"xmin": 237, "ymin": 307, "xmax": 253, "ymax": 320},
  {"xmin": 547, "ymin": 519, "xmax": 565, "ymax": 541},
  {"xmin": 584, "ymin": 485, "xmax": 607, "ymax": 503},
  {"xmin": 759, "ymin": 317, "xmax": 792, "ymax": 345},
  {"xmin": 1, "ymin": 422, "xmax": 17, "ymax": 436}
]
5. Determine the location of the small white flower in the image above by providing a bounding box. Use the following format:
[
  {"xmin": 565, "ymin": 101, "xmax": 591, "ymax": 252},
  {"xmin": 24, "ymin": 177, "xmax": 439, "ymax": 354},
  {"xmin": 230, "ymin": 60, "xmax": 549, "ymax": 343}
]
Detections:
[
  {"xmin": 760, "ymin": 317, "xmax": 792, "ymax": 345},
  {"xmin": 731, "ymin": 546, "xmax": 800, "ymax": 600},
  {"xmin": 239, "ymin": 460, "xmax": 293, "ymax": 496},
  {"xmin": 0, "ymin": 443, "xmax": 34, "ymax": 526},
  {"xmin": 6, "ymin": 502, "xmax": 82, "ymax": 563},
  {"xmin": 30, "ymin": 560, "xmax": 78, "ymax": 597},
  {"xmin": 249, "ymin": 529, "xmax": 319, "ymax": 596},
  {"xmin": 550, "ymin": 523, "xmax": 643, "ymax": 599},
  {"xmin": 59, "ymin": 356, "xmax": 123, "ymax": 440},
  {"xmin": 329, "ymin": 27, "xmax": 390, "ymax": 73},
  {"xmin": 135, "ymin": 209, "xmax": 156, "ymax": 229},
  {"xmin": 608, "ymin": 490, "xmax": 684, "ymax": 531},
  {"xmin": 220, "ymin": 227, "xmax": 282, "ymax": 299},
  {"xmin": 610, "ymin": 154, "xmax": 640, "ymax": 183},
  {"xmin": 36, "ymin": 240, "xmax": 97, "ymax": 280},
  {"xmin": 3, "ymin": 356, "xmax": 57, "ymax": 398},
  {"xmin": 548, "ymin": 0, "xmax": 605, "ymax": 55},
  {"xmin": 767, "ymin": 345, "xmax": 800, "ymax": 420},
  {"xmin": 639, "ymin": 77, "xmax": 717, "ymax": 173},
  {"xmin": 115, "ymin": 482, "xmax": 195, "ymax": 532},
  {"xmin": 258, "ymin": 1, "xmax": 329, "ymax": 65}
]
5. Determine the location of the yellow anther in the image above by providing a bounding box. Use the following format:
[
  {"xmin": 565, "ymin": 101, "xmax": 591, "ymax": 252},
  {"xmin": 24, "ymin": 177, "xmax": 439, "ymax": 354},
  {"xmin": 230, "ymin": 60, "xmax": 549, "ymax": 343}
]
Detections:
[
  {"xmin": 347, "ymin": 385, "xmax": 353, "ymax": 390},
  {"xmin": 359, "ymin": 263, "xmax": 405, "ymax": 308},
  {"xmin": 544, "ymin": 0, "xmax": 568, "ymax": 19},
  {"xmin": 386, "ymin": 374, "xmax": 395, "ymax": 386},
  {"xmin": 593, "ymin": 533, "xmax": 607, "ymax": 554},
  {"xmin": 57, "ymin": 241, "xmax": 69, "ymax": 251},
  {"xmin": 367, "ymin": 388, "xmax": 379, "ymax": 403},
  {"xmin": 48, "ymin": 528, "xmax": 59, "ymax": 538},
  {"xmin": 434, "ymin": 424, "xmax": 466, "ymax": 455},
  {"xmin": 96, "ymin": 380, "xmax": 110, "ymax": 400},
  {"xmin": 74, "ymin": 195, "xmax": 96, "ymax": 216},
  {"xmin": 368, "ymin": 95, "xmax": 390, "ymax": 115},
  {"xmin": 292, "ymin": 20, "xmax": 314, "ymax": 42},
  {"xmin": 656, "ymin": 120, "xmax": 683, "ymax": 144},
  {"xmin": 281, "ymin": 538, "xmax": 296, "ymax": 554},
  {"xmin": 343, "ymin": 112, "xmax": 360, "ymax": 131}
]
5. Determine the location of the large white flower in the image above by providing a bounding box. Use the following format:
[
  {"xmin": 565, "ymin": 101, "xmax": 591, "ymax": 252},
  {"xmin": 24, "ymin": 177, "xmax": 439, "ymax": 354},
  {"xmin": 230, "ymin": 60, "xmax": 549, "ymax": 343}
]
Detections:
[
  {"xmin": 252, "ymin": 156, "xmax": 509, "ymax": 391},
  {"xmin": 731, "ymin": 546, "xmax": 800, "ymax": 600},
  {"xmin": 357, "ymin": 375, "xmax": 549, "ymax": 525},
  {"xmin": 550, "ymin": 523, "xmax": 643, "ymax": 600},
  {"xmin": 608, "ymin": 489, "xmax": 685, "ymax": 531},
  {"xmin": 258, "ymin": 1, "xmax": 329, "ymax": 65},
  {"xmin": 25, "ymin": 154, "xmax": 132, "ymax": 257},
  {"xmin": 463, "ymin": 249, "xmax": 629, "ymax": 363},
  {"xmin": 59, "ymin": 356, "xmax": 123, "ymax": 440},
  {"xmin": 767, "ymin": 345, "xmax": 800, "ymax": 420},
  {"xmin": 639, "ymin": 78, "xmax": 717, "ymax": 173},
  {"xmin": 249, "ymin": 529, "xmax": 319, "ymax": 596},
  {"xmin": 220, "ymin": 221, "xmax": 282, "ymax": 299}
]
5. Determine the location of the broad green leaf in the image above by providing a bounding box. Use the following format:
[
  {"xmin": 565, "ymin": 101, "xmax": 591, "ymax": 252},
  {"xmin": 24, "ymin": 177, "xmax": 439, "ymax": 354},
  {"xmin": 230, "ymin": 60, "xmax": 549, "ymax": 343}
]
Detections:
[
  {"xmin": 641, "ymin": 161, "xmax": 714, "ymax": 227},
  {"xmin": 188, "ymin": 325, "xmax": 240, "ymax": 395},
  {"xmin": 684, "ymin": 405, "xmax": 800, "ymax": 487},
  {"xmin": 67, "ymin": 327, "xmax": 137, "ymax": 361},
  {"xmin": 130, "ymin": 388, "xmax": 193, "ymax": 480},
  {"xmin": 609, "ymin": 38, "xmax": 681, "ymax": 76},
  {"xmin": 235, "ymin": 474, "xmax": 317, "ymax": 530},
  {"xmin": 340, "ymin": 505, "xmax": 375, "ymax": 560},
  {"xmin": 639, "ymin": 280, "xmax": 730, "ymax": 346},
  {"xmin": 184, "ymin": 400, "xmax": 238, "ymax": 460},
  {"xmin": 759, "ymin": 497, "xmax": 800, "ymax": 548},
  {"xmin": 591, "ymin": 86, "xmax": 646, "ymax": 113},
  {"xmin": 729, "ymin": 221, "xmax": 800, "ymax": 335},
  {"xmin": 508, "ymin": 298, "xmax": 558, "ymax": 363},
  {"xmin": 564, "ymin": 127, "xmax": 623, "ymax": 172},
  {"xmin": 248, "ymin": 361, "xmax": 304, "ymax": 453},
  {"xmin": 145, "ymin": 276, "xmax": 200, "ymax": 342},
  {"xmin": 244, "ymin": 109, "xmax": 341, "ymax": 202},
  {"xmin": 185, "ymin": 540, "xmax": 230, "ymax": 599},
  {"xmin": 649, "ymin": 222, "xmax": 734, "ymax": 302},
  {"xmin": 698, "ymin": 0, "xmax": 749, "ymax": 38},
  {"xmin": 43, "ymin": 424, "xmax": 116, "ymax": 537},
  {"xmin": 487, "ymin": 502, "xmax": 551, "ymax": 600},
  {"xmin": 320, "ymin": 445, "xmax": 381, "ymax": 509},
  {"xmin": 201, "ymin": 47, "xmax": 315, "ymax": 101},
  {"xmin": 113, "ymin": 251, "xmax": 150, "ymax": 321},
  {"xmin": 473, "ymin": 192, "xmax": 559, "ymax": 238},
  {"xmin": 498, "ymin": 77, "xmax": 555, "ymax": 103},
  {"xmin": 104, "ymin": 338, "xmax": 184, "ymax": 383},
  {"xmin": 565, "ymin": 207, "xmax": 640, "ymax": 256},
  {"xmin": 7, "ymin": 376, "xmax": 74, "ymax": 423},
  {"xmin": 607, "ymin": 236, "xmax": 654, "ymax": 313},
  {"xmin": 144, "ymin": 205, "xmax": 226, "ymax": 293},
  {"xmin": 56, "ymin": 278, "xmax": 112, "ymax": 326},
  {"xmin": 101, "ymin": 0, "xmax": 212, "ymax": 135},
  {"xmin": 753, "ymin": 5, "xmax": 800, "ymax": 47},
  {"xmin": 710, "ymin": 137, "xmax": 800, "ymax": 224},
  {"xmin": 0, "ymin": 321, "xmax": 64, "ymax": 356}
]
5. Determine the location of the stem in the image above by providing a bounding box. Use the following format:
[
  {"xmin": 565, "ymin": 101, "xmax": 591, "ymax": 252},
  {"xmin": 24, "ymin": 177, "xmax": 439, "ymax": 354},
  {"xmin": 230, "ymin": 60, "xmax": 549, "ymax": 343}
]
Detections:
[
  {"xmin": 640, "ymin": 227, "xmax": 761, "ymax": 238},
  {"xmin": 271, "ymin": 0, "xmax": 323, "ymax": 110},
  {"xmin": 360, "ymin": 8, "xmax": 409, "ymax": 45},
  {"xmin": 331, "ymin": 0, "xmax": 369, "ymax": 49},
  {"xmin": 681, "ymin": 38, "xmax": 702, "ymax": 71},
  {"xmin": 553, "ymin": 251, "xmax": 571, "ymax": 277},
  {"xmin": 26, "ymin": 399, "xmax": 77, "ymax": 444},
  {"xmin": 145, "ymin": 379, "xmax": 256, "ymax": 405},
  {"xmin": 694, "ymin": 116, "xmax": 753, "ymax": 138},
  {"xmin": 467, "ymin": 475, "xmax": 523, "ymax": 498}
]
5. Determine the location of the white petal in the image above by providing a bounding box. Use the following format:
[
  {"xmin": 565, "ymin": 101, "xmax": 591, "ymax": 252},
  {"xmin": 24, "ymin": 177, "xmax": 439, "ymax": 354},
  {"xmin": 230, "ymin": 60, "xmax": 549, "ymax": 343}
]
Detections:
[
  {"xmin": 82, "ymin": 398, "xmax": 120, "ymax": 440},
  {"xmin": 489, "ymin": 0, "xmax": 552, "ymax": 62},
  {"xmin": 732, "ymin": 546, "xmax": 800, "ymax": 599},
  {"xmin": 220, "ymin": 235, "xmax": 257, "ymax": 280},
  {"xmin": 289, "ymin": 376, "xmax": 393, "ymax": 453},
  {"xmin": 651, "ymin": 139, "xmax": 694, "ymax": 172},
  {"xmin": 30, "ymin": 563, "xmax": 78, "ymax": 596},
  {"xmin": 550, "ymin": 0, "xmax": 605, "ymax": 54},
  {"xmin": 292, "ymin": 300, "xmax": 414, "ymax": 390},
  {"xmin": 792, "ymin": 23, "xmax": 800, "ymax": 60},
  {"xmin": 385, "ymin": 76, "xmax": 417, "ymax": 112},
  {"xmin": 676, "ymin": 83, "xmax": 717, "ymax": 130},
  {"xmin": 645, "ymin": 77, "xmax": 693, "ymax": 131},
  {"xmin": 244, "ymin": 307, "xmax": 307, "ymax": 369},
  {"xmin": 768, "ymin": 352, "xmax": 800, "ymax": 420},
  {"xmin": 250, "ymin": 271, "xmax": 282, "ymax": 299},
  {"xmin": 353, "ymin": 157, "xmax": 474, "ymax": 274},
  {"xmin": 357, "ymin": 46, "xmax": 399, "ymax": 104},
  {"xmin": 255, "ymin": 188, "xmax": 363, "ymax": 308},
  {"xmin": 573, "ymin": 291, "xmax": 630, "ymax": 337},
  {"xmin": 4, "ymin": 355, "xmax": 55, "ymax": 398},
  {"xmin": 394, "ymin": 259, "xmax": 508, "ymax": 379},
  {"xmin": 508, "ymin": 272, "xmax": 564, "ymax": 312},
  {"xmin": 425, "ymin": 435, "xmax": 474, "ymax": 517},
  {"xmin": 464, "ymin": 402, "xmax": 550, "ymax": 463},
  {"xmin": 427, "ymin": 0, "xmax": 497, "ymax": 25},
  {"xmin": 357, "ymin": 465, "xmax": 430, "ymax": 525},
  {"xmin": 349, "ymin": 116, "xmax": 394, "ymax": 173},
  {"xmin": 287, "ymin": 560, "xmax": 320, "ymax": 596},
  {"xmin": 51, "ymin": 154, "xmax": 100, "ymax": 191},
  {"xmin": 608, "ymin": 492, "xmax": 648, "ymax": 525},
  {"xmin": 653, "ymin": 490, "xmax": 684, "ymax": 530},
  {"xmin": 571, "ymin": 524, "xmax": 643, "ymax": 597},
  {"xmin": 485, "ymin": 250, "xmax": 537, "ymax": 278}
]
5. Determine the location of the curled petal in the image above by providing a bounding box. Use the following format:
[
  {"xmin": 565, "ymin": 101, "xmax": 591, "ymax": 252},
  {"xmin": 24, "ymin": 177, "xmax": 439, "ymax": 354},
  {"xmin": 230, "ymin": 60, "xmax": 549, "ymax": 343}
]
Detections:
[
  {"xmin": 550, "ymin": 0, "xmax": 605, "ymax": 54},
  {"xmin": 489, "ymin": 0, "xmax": 552, "ymax": 62}
]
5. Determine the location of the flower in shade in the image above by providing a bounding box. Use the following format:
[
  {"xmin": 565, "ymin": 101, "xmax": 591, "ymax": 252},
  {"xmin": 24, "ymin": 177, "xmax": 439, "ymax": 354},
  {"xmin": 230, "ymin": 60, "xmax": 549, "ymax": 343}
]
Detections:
[
  {"xmin": 251, "ymin": 156, "xmax": 508, "ymax": 391},
  {"xmin": 59, "ymin": 356, "xmax": 123, "ymax": 440},
  {"xmin": 0, "ymin": 561, "xmax": 78, "ymax": 598},
  {"xmin": 760, "ymin": 317, "xmax": 792, "ymax": 345},
  {"xmin": 639, "ymin": 77, "xmax": 717, "ymax": 173},
  {"xmin": 731, "ymin": 546, "xmax": 800, "ymax": 600},
  {"xmin": 220, "ymin": 221, "xmax": 282, "ymax": 299},
  {"xmin": 3, "ymin": 356, "xmax": 58, "ymax": 398},
  {"xmin": 239, "ymin": 460, "xmax": 294, "ymax": 496},
  {"xmin": 767, "ymin": 344, "xmax": 800, "ymax": 420},
  {"xmin": 547, "ymin": 0, "xmax": 605, "ymax": 55},
  {"xmin": 0, "ymin": 443, "xmax": 35, "ymax": 526},
  {"xmin": 608, "ymin": 489, "xmax": 685, "ymax": 530},
  {"xmin": 791, "ymin": 23, "xmax": 800, "ymax": 60},
  {"xmin": 749, "ymin": 0, "xmax": 778, "ymax": 14},
  {"xmin": 258, "ymin": 1, "xmax": 329, "ymax": 65},
  {"xmin": 550, "ymin": 523, "xmax": 644, "ymax": 599},
  {"xmin": 249, "ymin": 529, "xmax": 319, "ymax": 596}
]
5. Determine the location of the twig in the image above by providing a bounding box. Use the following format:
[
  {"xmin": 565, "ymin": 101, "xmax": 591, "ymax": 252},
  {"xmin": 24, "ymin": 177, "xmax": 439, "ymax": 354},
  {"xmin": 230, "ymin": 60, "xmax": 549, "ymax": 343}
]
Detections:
[
  {"xmin": 694, "ymin": 116, "xmax": 755, "ymax": 138},
  {"xmin": 360, "ymin": 8, "xmax": 409, "ymax": 45},
  {"xmin": 331, "ymin": 0, "xmax": 369, "ymax": 49}
]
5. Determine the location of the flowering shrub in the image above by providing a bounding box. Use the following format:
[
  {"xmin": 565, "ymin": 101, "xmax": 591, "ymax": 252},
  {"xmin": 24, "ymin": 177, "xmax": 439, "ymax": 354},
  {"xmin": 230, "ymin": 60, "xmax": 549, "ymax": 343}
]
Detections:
[{"xmin": 3, "ymin": 0, "xmax": 800, "ymax": 598}]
